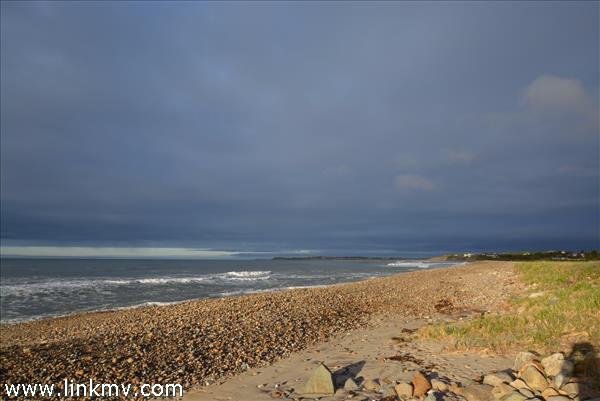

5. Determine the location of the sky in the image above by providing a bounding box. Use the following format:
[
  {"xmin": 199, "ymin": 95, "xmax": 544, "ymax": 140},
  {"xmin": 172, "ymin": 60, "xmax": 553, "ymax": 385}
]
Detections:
[{"xmin": 1, "ymin": 1, "xmax": 598, "ymax": 258}]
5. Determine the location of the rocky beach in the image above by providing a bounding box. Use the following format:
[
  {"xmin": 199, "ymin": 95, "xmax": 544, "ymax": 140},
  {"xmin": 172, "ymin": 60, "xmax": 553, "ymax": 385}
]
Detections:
[
  {"xmin": 0, "ymin": 261, "xmax": 523, "ymax": 400},
  {"xmin": 2, "ymin": 1, "xmax": 598, "ymax": 400}
]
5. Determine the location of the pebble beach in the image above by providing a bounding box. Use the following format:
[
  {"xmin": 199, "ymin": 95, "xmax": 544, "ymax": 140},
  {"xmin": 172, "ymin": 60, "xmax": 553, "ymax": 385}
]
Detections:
[{"xmin": 0, "ymin": 262, "xmax": 520, "ymax": 400}]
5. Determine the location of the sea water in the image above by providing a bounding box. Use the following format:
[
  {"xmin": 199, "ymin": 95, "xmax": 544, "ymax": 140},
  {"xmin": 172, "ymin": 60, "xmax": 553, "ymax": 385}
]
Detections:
[{"xmin": 0, "ymin": 258, "xmax": 459, "ymax": 323}]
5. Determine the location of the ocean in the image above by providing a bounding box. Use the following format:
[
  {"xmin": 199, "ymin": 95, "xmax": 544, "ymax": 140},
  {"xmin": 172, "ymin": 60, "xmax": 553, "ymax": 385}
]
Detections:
[{"xmin": 0, "ymin": 258, "xmax": 459, "ymax": 324}]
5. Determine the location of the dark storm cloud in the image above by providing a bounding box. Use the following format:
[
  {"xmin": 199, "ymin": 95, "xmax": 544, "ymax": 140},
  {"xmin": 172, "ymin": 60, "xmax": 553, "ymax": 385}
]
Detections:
[{"xmin": 1, "ymin": 1, "xmax": 598, "ymax": 255}]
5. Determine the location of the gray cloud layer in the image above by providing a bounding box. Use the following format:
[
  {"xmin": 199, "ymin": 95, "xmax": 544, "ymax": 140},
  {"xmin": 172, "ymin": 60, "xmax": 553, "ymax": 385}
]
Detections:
[{"xmin": 1, "ymin": 2, "xmax": 598, "ymax": 255}]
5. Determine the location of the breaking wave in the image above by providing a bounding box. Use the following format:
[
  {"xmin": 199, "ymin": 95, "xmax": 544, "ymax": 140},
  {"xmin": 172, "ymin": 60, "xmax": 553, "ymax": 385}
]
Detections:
[
  {"xmin": 223, "ymin": 270, "xmax": 271, "ymax": 280},
  {"xmin": 0, "ymin": 270, "xmax": 273, "ymax": 297},
  {"xmin": 386, "ymin": 261, "xmax": 432, "ymax": 268}
]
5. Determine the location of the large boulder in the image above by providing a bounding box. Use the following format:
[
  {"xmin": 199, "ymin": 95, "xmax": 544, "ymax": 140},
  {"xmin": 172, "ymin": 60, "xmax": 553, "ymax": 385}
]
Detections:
[
  {"xmin": 412, "ymin": 372, "xmax": 432, "ymax": 398},
  {"xmin": 513, "ymin": 352, "xmax": 538, "ymax": 372},
  {"xmin": 395, "ymin": 382, "xmax": 414, "ymax": 398},
  {"xmin": 302, "ymin": 363, "xmax": 335, "ymax": 396},
  {"xmin": 553, "ymin": 360, "xmax": 574, "ymax": 388},
  {"xmin": 463, "ymin": 384, "xmax": 494, "ymax": 401},
  {"xmin": 509, "ymin": 379, "xmax": 531, "ymax": 391},
  {"xmin": 519, "ymin": 364, "xmax": 548, "ymax": 392},
  {"xmin": 484, "ymin": 372, "xmax": 514, "ymax": 387},
  {"xmin": 492, "ymin": 383, "xmax": 516, "ymax": 400},
  {"xmin": 541, "ymin": 353, "xmax": 565, "ymax": 376}
]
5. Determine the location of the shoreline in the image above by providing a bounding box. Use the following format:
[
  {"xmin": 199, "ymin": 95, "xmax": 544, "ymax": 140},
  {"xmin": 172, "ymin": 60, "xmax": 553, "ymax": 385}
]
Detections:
[
  {"xmin": 0, "ymin": 260, "xmax": 462, "ymax": 327},
  {"xmin": 0, "ymin": 261, "xmax": 520, "ymax": 399},
  {"xmin": 0, "ymin": 284, "xmax": 331, "ymax": 327}
]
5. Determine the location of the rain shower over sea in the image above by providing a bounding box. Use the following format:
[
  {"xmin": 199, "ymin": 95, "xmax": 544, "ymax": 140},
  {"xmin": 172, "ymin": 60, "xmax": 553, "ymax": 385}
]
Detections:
[{"xmin": 0, "ymin": 258, "xmax": 460, "ymax": 323}]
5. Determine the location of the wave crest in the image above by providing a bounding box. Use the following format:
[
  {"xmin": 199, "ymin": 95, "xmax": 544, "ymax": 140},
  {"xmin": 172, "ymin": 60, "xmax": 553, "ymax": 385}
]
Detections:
[
  {"xmin": 386, "ymin": 261, "xmax": 431, "ymax": 268},
  {"xmin": 0, "ymin": 270, "xmax": 273, "ymax": 297},
  {"xmin": 224, "ymin": 270, "xmax": 271, "ymax": 280}
]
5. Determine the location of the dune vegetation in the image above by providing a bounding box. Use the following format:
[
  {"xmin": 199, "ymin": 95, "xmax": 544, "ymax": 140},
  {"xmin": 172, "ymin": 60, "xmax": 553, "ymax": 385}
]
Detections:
[{"xmin": 420, "ymin": 261, "xmax": 600, "ymax": 353}]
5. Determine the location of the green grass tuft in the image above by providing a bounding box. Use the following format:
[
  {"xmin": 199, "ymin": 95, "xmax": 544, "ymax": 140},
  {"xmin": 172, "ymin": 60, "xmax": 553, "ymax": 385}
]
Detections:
[{"xmin": 420, "ymin": 261, "xmax": 600, "ymax": 352}]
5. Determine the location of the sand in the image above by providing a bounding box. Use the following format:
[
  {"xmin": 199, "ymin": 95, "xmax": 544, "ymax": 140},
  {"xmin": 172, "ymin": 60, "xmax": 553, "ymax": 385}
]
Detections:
[
  {"xmin": 0, "ymin": 261, "xmax": 522, "ymax": 401},
  {"xmin": 184, "ymin": 316, "xmax": 517, "ymax": 401}
]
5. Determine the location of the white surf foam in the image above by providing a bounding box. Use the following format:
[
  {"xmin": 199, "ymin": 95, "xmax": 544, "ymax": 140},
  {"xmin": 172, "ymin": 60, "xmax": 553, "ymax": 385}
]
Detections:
[
  {"xmin": 0, "ymin": 270, "xmax": 274, "ymax": 297},
  {"xmin": 386, "ymin": 261, "xmax": 432, "ymax": 268},
  {"xmin": 222, "ymin": 270, "xmax": 271, "ymax": 281}
]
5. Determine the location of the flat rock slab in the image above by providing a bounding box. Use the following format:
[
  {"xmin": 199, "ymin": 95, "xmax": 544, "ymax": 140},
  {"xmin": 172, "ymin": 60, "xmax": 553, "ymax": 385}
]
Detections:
[{"xmin": 500, "ymin": 391, "xmax": 528, "ymax": 401}]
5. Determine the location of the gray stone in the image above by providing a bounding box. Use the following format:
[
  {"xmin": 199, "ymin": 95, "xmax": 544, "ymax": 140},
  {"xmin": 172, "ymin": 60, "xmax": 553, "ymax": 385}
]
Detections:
[
  {"xmin": 500, "ymin": 391, "xmax": 528, "ymax": 401},
  {"xmin": 302, "ymin": 363, "xmax": 335, "ymax": 396},
  {"xmin": 363, "ymin": 378, "xmax": 381, "ymax": 392},
  {"xmin": 513, "ymin": 352, "xmax": 539, "ymax": 372},
  {"xmin": 519, "ymin": 365, "xmax": 548, "ymax": 392},
  {"xmin": 395, "ymin": 382, "xmax": 414, "ymax": 398},
  {"xmin": 344, "ymin": 378, "xmax": 359, "ymax": 391},
  {"xmin": 546, "ymin": 397, "xmax": 570, "ymax": 401},
  {"xmin": 463, "ymin": 384, "xmax": 494, "ymax": 401},
  {"xmin": 493, "ymin": 383, "xmax": 516, "ymax": 400},
  {"xmin": 541, "ymin": 354, "xmax": 564, "ymax": 376}
]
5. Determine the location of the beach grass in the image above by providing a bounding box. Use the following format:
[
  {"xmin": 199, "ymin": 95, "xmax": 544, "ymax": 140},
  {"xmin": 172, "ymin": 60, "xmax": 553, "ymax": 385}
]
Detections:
[{"xmin": 419, "ymin": 261, "xmax": 600, "ymax": 353}]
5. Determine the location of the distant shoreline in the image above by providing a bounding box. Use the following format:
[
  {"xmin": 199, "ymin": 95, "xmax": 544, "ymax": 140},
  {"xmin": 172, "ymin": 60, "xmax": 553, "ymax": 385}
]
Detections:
[{"xmin": 271, "ymin": 256, "xmax": 416, "ymax": 260}]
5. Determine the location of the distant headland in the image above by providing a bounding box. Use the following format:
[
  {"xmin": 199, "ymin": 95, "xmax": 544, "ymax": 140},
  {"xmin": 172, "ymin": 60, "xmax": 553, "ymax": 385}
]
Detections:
[{"xmin": 271, "ymin": 256, "xmax": 410, "ymax": 261}]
